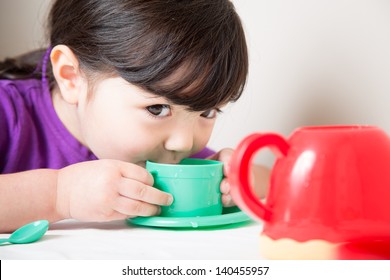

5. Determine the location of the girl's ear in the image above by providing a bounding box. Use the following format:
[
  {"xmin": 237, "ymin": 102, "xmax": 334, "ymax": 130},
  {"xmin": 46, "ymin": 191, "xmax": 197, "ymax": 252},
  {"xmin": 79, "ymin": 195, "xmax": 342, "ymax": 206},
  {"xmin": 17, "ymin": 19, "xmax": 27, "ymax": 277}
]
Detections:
[{"xmin": 50, "ymin": 44, "xmax": 86, "ymax": 104}]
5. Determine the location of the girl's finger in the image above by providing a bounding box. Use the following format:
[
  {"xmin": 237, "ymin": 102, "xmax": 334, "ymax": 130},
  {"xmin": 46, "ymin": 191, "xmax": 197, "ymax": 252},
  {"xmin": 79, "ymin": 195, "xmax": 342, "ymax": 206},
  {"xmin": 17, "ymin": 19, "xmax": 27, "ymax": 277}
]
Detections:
[
  {"xmin": 221, "ymin": 194, "xmax": 234, "ymax": 207},
  {"xmin": 118, "ymin": 161, "xmax": 154, "ymax": 185},
  {"xmin": 220, "ymin": 179, "xmax": 230, "ymax": 194},
  {"xmin": 118, "ymin": 179, "xmax": 173, "ymax": 206},
  {"xmin": 113, "ymin": 195, "xmax": 161, "ymax": 217}
]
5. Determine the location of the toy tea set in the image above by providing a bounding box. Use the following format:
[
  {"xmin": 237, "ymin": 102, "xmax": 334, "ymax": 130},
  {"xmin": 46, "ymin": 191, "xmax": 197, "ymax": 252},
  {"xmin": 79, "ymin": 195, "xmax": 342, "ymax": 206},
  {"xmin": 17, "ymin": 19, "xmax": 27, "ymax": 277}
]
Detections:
[
  {"xmin": 229, "ymin": 125, "xmax": 390, "ymax": 259},
  {"xmin": 11, "ymin": 124, "xmax": 390, "ymax": 259}
]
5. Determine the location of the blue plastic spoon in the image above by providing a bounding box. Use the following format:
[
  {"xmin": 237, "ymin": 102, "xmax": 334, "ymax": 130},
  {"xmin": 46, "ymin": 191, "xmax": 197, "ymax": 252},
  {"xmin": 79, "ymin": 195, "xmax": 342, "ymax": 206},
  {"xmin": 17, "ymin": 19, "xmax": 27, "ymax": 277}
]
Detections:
[{"xmin": 0, "ymin": 220, "xmax": 49, "ymax": 245}]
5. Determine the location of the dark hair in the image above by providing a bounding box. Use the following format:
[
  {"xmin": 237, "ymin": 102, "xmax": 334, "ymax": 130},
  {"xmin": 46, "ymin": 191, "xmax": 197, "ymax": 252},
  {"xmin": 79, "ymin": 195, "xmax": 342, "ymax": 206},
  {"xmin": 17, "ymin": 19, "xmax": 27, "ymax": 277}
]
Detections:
[
  {"xmin": 1, "ymin": 0, "xmax": 248, "ymax": 111},
  {"xmin": 0, "ymin": 49, "xmax": 46, "ymax": 80}
]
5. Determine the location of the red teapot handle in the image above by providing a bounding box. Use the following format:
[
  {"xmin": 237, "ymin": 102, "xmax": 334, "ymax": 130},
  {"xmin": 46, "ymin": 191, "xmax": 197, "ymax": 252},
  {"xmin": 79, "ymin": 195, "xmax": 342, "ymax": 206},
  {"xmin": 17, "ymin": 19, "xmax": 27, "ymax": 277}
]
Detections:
[{"xmin": 228, "ymin": 133, "xmax": 289, "ymax": 221}]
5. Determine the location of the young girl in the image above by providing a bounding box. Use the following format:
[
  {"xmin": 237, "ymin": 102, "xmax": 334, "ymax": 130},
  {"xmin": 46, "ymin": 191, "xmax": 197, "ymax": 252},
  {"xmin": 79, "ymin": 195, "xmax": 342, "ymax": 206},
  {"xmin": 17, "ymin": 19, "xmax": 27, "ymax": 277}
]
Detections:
[{"xmin": 0, "ymin": 0, "xmax": 269, "ymax": 232}]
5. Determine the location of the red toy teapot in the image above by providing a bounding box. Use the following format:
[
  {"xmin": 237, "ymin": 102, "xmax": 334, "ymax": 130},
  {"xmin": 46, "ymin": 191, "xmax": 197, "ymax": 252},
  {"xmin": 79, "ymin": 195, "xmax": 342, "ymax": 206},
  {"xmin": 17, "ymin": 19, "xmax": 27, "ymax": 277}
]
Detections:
[{"xmin": 229, "ymin": 125, "xmax": 390, "ymax": 259}]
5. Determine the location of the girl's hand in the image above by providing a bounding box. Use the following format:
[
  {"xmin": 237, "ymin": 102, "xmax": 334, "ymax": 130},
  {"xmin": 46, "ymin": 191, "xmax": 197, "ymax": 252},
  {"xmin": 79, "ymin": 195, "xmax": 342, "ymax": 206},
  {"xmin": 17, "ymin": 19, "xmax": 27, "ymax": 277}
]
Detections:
[
  {"xmin": 208, "ymin": 148, "xmax": 236, "ymax": 207},
  {"xmin": 55, "ymin": 159, "xmax": 173, "ymax": 221},
  {"xmin": 208, "ymin": 148, "xmax": 271, "ymax": 207}
]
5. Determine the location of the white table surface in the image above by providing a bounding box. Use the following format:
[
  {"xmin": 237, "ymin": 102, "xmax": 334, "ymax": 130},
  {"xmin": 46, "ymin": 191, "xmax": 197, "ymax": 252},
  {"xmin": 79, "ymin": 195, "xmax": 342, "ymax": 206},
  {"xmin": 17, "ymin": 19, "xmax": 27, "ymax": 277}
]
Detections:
[{"xmin": 0, "ymin": 218, "xmax": 265, "ymax": 260}]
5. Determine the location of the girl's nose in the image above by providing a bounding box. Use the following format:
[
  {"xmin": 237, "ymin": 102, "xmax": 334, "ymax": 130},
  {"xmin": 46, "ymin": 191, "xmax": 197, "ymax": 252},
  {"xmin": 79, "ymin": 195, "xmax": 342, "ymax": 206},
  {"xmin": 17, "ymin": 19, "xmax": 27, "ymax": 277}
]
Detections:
[{"xmin": 164, "ymin": 126, "xmax": 194, "ymax": 153}]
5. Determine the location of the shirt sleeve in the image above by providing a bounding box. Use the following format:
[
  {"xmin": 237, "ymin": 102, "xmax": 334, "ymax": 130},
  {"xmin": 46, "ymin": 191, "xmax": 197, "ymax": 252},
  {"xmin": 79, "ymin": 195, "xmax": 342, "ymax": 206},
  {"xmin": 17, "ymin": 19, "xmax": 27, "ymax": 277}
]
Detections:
[
  {"xmin": 0, "ymin": 82, "xmax": 14, "ymax": 170},
  {"xmin": 190, "ymin": 147, "xmax": 216, "ymax": 159}
]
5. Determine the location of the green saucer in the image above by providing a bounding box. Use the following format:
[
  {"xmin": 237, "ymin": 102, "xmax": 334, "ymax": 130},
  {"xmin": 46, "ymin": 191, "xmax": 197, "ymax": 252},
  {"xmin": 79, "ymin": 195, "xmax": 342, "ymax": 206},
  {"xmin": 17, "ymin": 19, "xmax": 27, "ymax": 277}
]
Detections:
[{"xmin": 127, "ymin": 207, "xmax": 251, "ymax": 229}]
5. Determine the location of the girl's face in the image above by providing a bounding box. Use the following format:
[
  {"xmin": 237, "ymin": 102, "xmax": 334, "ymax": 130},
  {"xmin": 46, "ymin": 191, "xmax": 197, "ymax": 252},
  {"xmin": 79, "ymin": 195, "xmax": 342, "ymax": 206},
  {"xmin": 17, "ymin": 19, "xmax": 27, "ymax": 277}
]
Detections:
[{"xmin": 73, "ymin": 77, "xmax": 219, "ymax": 166}]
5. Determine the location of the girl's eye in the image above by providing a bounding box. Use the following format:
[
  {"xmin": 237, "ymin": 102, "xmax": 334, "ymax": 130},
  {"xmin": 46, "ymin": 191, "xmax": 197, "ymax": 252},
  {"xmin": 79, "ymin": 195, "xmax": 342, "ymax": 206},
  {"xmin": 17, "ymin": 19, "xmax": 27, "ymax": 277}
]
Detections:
[
  {"xmin": 200, "ymin": 109, "xmax": 220, "ymax": 119},
  {"xmin": 146, "ymin": 104, "xmax": 172, "ymax": 117}
]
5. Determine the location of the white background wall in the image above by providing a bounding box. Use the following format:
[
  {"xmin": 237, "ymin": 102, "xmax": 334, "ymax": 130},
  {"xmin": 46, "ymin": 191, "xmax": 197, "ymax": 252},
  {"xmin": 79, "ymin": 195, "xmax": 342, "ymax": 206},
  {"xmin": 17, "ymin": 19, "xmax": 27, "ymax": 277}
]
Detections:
[
  {"xmin": 1, "ymin": 0, "xmax": 390, "ymax": 165},
  {"xmin": 0, "ymin": 0, "xmax": 49, "ymax": 55}
]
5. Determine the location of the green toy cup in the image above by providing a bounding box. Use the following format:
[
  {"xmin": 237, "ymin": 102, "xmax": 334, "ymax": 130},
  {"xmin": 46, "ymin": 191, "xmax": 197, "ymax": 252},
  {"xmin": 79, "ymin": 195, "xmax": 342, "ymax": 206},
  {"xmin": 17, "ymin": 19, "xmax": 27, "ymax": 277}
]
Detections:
[{"xmin": 146, "ymin": 158, "xmax": 224, "ymax": 217}]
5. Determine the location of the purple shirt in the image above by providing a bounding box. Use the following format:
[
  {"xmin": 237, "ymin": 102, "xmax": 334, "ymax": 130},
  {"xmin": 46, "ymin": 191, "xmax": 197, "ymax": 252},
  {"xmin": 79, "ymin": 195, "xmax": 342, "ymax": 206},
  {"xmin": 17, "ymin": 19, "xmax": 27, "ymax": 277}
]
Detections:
[
  {"xmin": 0, "ymin": 79, "xmax": 97, "ymax": 173},
  {"xmin": 0, "ymin": 79, "xmax": 214, "ymax": 174}
]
